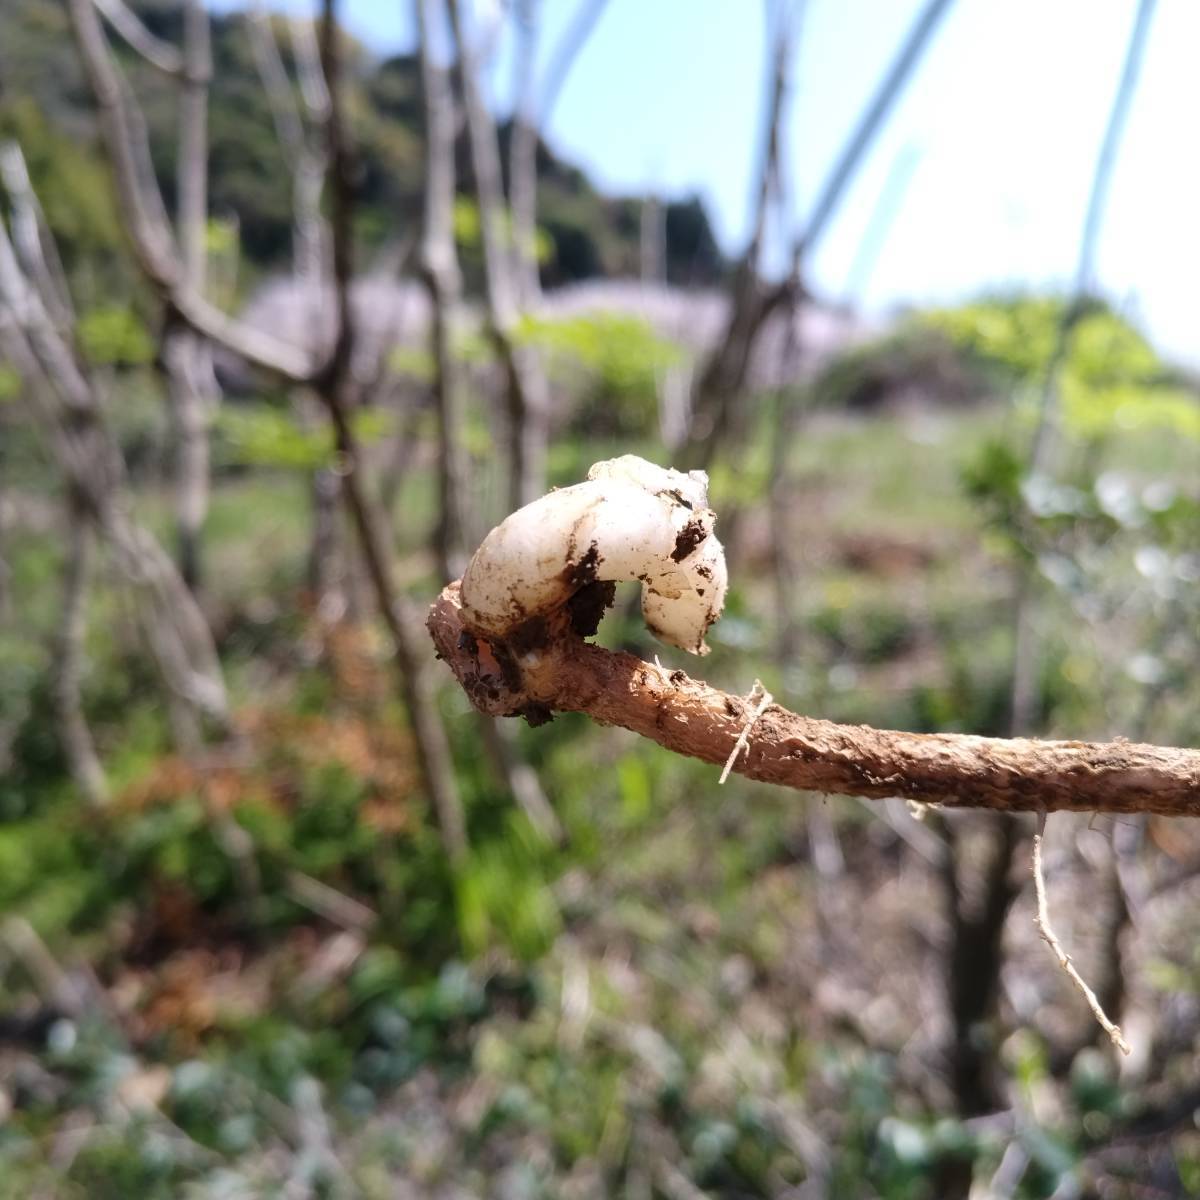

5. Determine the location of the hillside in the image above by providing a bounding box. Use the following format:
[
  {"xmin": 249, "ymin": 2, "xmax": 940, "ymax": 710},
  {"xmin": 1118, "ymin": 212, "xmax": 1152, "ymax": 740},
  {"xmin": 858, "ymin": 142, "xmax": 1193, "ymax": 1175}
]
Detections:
[{"xmin": 0, "ymin": 0, "xmax": 724, "ymax": 292}]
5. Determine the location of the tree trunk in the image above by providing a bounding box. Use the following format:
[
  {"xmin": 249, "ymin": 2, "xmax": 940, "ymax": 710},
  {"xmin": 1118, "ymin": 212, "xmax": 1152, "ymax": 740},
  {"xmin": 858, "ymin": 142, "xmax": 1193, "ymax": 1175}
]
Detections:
[
  {"xmin": 164, "ymin": 329, "xmax": 216, "ymax": 592},
  {"xmin": 416, "ymin": 0, "xmax": 469, "ymax": 581},
  {"xmin": 54, "ymin": 491, "xmax": 109, "ymax": 809},
  {"xmin": 315, "ymin": 0, "xmax": 468, "ymax": 866},
  {"xmin": 167, "ymin": 0, "xmax": 216, "ymax": 591},
  {"xmin": 0, "ymin": 201, "xmax": 230, "ymax": 740},
  {"xmin": 942, "ymin": 816, "xmax": 1022, "ymax": 1116},
  {"xmin": 448, "ymin": 0, "xmax": 550, "ymax": 511}
]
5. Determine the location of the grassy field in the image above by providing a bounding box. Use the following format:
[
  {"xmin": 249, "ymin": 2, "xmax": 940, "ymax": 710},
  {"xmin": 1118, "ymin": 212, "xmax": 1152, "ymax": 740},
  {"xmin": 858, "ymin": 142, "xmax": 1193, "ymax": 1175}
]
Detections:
[{"xmin": 2, "ymin": 396, "xmax": 1199, "ymax": 1197}]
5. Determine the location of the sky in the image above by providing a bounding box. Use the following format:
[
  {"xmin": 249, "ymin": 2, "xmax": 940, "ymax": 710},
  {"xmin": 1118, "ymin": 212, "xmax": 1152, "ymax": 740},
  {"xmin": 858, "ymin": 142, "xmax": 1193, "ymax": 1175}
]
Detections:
[{"xmin": 210, "ymin": 0, "xmax": 1200, "ymax": 364}]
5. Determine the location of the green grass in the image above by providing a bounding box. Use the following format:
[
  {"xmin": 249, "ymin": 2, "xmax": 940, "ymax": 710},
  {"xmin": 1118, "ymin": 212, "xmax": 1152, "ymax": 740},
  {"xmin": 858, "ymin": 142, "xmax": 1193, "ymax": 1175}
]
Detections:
[{"xmin": 2, "ymin": 394, "xmax": 1199, "ymax": 1197}]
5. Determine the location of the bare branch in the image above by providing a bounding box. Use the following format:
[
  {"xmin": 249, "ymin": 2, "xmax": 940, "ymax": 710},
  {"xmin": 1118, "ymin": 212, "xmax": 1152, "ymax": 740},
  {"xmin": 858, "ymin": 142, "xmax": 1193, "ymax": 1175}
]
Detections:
[
  {"xmin": 0, "ymin": 197, "xmax": 113, "ymax": 422},
  {"xmin": 1026, "ymin": 0, "xmax": 1157, "ymax": 476},
  {"xmin": 508, "ymin": 0, "xmax": 540, "ymax": 303},
  {"xmin": 67, "ymin": 0, "xmax": 317, "ymax": 383},
  {"xmin": 326, "ymin": 398, "xmax": 470, "ymax": 866},
  {"xmin": 800, "ymin": 0, "xmax": 953, "ymax": 253},
  {"xmin": 413, "ymin": 8, "xmax": 554, "ymax": 832},
  {"xmin": 178, "ymin": 0, "xmax": 211, "ymax": 290},
  {"xmin": 1, "ymin": 917, "xmax": 89, "ymax": 1018},
  {"xmin": 1074, "ymin": 0, "xmax": 1156, "ymax": 299},
  {"xmin": 291, "ymin": 14, "xmax": 333, "ymax": 126},
  {"xmin": 0, "ymin": 181, "xmax": 229, "ymax": 732},
  {"xmin": 429, "ymin": 582, "xmax": 1200, "ymax": 818},
  {"xmin": 247, "ymin": 6, "xmax": 307, "ymax": 163},
  {"xmin": 163, "ymin": 331, "xmax": 217, "ymax": 590},
  {"xmin": 93, "ymin": 0, "xmax": 183, "ymax": 76},
  {"xmin": 764, "ymin": 0, "xmax": 952, "ymax": 652},
  {"xmin": 840, "ymin": 142, "xmax": 921, "ymax": 302},
  {"xmin": 1012, "ymin": 0, "xmax": 1157, "ymax": 736},
  {"xmin": 55, "ymin": 492, "xmax": 109, "ymax": 809},
  {"xmin": 285, "ymin": 870, "xmax": 376, "ymax": 932},
  {"xmin": 68, "ymin": 0, "xmax": 177, "ymax": 279},
  {"xmin": 685, "ymin": 0, "xmax": 800, "ymax": 466},
  {"xmin": 448, "ymin": 0, "xmax": 551, "ymax": 509},
  {"xmin": 640, "ymin": 193, "xmax": 665, "ymax": 285},
  {"xmin": 537, "ymin": 0, "xmax": 610, "ymax": 119},
  {"xmin": 508, "ymin": 0, "xmax": 610, "ymax": 303},
  {"xmin": 318, "ymin": 0, "xmax": 354, "ymax": 366},
  {"xmin": 168, "ymin": 0, "xmax": 220, "ymax": 590},
  {"xmin": 743, "ymin": 0, "xmax": 795, "ymax": 278},
  {"xmin": 313, "ymin": 0, "xmax": 468, "ymax": 866},
  {"xmin": 0, "ymin": 146, "xmax": 76, "ymax": 329},
  {"xmin": 175, "ymin": 290, "xmax": 315, "ymax": 380},
  {"xmin": 246, "ymin": 6, "xmax": 329, "ymax": 285},
  {"xmin": 692, "ymin": 0, "xmax": 953, "ymax": 470},
  {"xmin": 416, "ymin": 0, "xmax": 469, "ymax": 581},
  {"xmin": 447, "ymin": 0, "xmax": 515, "ymax": 324}
]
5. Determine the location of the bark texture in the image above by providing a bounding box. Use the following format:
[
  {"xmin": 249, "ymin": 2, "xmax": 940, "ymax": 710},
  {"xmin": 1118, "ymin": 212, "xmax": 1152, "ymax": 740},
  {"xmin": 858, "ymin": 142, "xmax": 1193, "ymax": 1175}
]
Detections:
[{"xmin": 429, "ymin": 583, "xmax": 1200, "ymax": 818}]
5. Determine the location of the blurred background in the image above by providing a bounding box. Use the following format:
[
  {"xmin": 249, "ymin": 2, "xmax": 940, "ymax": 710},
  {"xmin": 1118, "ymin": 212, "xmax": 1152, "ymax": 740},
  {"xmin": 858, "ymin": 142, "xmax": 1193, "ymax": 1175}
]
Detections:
[{"xmin": 2, "ymin": 0, "xmax": 1200, "ymax": 1195}]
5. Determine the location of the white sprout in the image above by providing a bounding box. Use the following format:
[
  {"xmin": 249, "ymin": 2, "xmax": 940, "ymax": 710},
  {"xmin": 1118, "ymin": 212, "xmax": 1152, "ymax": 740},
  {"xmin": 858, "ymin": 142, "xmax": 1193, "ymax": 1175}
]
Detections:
[{"xmin": 460, "ymin": 455, "xmax": 728, "ymax": 654}]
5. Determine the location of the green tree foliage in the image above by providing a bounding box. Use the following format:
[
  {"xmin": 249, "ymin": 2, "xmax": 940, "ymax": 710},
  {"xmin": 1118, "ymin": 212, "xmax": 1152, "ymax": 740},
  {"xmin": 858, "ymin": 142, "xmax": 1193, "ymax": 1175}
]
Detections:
[
  {"xmin": 0, "ymin": 99, "xmax": 124, "ymax": 286},
  {"xmin": 216, "ymin": 403, "xmax": 392, "ymax": 471},
  {"xmin": 77, "ymin": 306, "xmax": 155, "ymax": 368},
  {"xmin": 921, "ymin": 294, "xmax": 1200, "ymax": 440},
  {"xmin": 812, "ymin": 294, "xmax": 1200, "ymax": 442},
  {"xmin": 516, "ymin": 310, "xmax": 683, "ymax": 436}
]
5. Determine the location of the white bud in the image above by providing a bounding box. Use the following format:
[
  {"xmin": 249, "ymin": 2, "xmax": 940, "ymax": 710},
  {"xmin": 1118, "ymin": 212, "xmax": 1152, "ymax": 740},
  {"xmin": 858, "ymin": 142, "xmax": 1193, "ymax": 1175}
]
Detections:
[{"xmin": 460, "ymin": 455, "xmax": 727, "ymax": 654}]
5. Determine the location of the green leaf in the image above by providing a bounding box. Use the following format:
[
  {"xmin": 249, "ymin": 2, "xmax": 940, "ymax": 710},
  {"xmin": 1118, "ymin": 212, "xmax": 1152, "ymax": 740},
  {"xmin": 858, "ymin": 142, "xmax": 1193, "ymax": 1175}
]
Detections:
[
  {"xmin": 216, "ymin": 404, "xmax": 393, "ymax": 470},
  {"xmin": 77, "ymin": 305, "xmax": 154, "ymax": 367},
  {"xmin": 452, "ymin": 197, "xmax": 482, "ymax": 248},
  {"xmin": 0, "ymin": 364, "xmax": 19, "ymax": 402}
]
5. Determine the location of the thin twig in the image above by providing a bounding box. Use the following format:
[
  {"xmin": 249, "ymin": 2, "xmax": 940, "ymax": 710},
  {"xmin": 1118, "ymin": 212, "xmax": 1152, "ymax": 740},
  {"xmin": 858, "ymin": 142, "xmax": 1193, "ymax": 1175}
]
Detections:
[
  {"xmin": 1031, "ymin": 811, "xmax": 1131, "ymax": 1055},
  {"xmin": 67, "ymin": 0, "xmax": 317, "ymax": 382},
  {"xmin": 1, "ymin": 916, "xmax": 89, "ymax": 1017},
  {"xmin": 55, "ymin": 491, "xmax": 109, "ymax": 808},
  {"xmin": 285, "ymin": 870, "xmax": 376, "ymax": 932},
  {"xmin": 1026, "ymin": 0, "xmax": 1157, "ymax": 476},
  {"xmin": 509, "ymin": 0, "xmax": 611, "ymax": 302},
  {"xmin": 801, "ymin": 0, "xmax": 953, "ymax": 253},
  {"xmin": 719, "ymin": 679, "xmax": 773, "ymax": 784},
  {"xmin": 315, "ymin": 0, "xmax": 468, "ymax": 867},
  {"xmin": 686, "ymin": 0, "xmax": 798, "ymax": 467},
  {"xmin": 448, "ymin": 0, "xmax": 551, "ymax": 509},
  {"xmin": 93, "ymin": 0, "xmax": 183, "ymax": 75},
  {"xmin": 416, "ymin": 0, "xmax": 469, "ymax": 581},
  {"xmin": 0, "ymin": 173, "xmax": 230, "ymax": 732}
]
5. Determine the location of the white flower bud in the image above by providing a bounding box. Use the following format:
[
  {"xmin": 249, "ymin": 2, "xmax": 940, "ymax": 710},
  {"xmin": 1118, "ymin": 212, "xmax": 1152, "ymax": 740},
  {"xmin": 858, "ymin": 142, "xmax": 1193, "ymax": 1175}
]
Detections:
[{"xmin": 460, "ymin": 455, "xmax": 727, "ymax": 654}]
